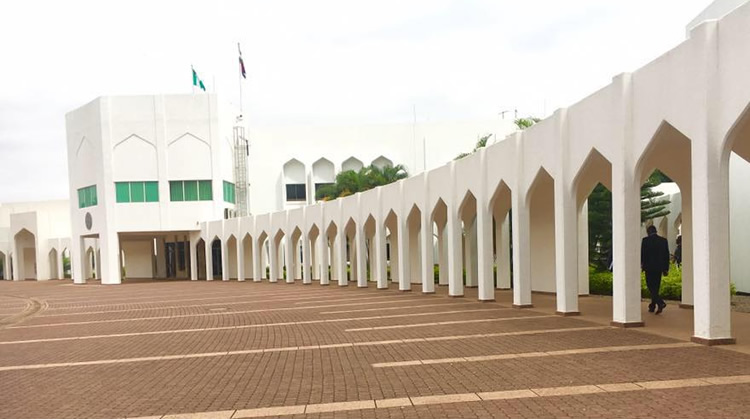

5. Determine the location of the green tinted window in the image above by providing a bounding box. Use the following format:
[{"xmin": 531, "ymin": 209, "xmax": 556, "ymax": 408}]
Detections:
[
  {"xmin": 130, "ymin": 182, "xmax": 145, "ymax": 202},
  {"xmin": 199, "ymin": 180, "xmax": 212, "ymax": 201},
  {"xmin": 77, "ymin": 185, "xmax": 97, "ymax": 208},
  {"xmin": 184, "ymin": 181, "xmax": 199, "ymax": 201},
  {"xmin": 88, "ymin": 186, "xmax": 97, "ymax": 206},
  {"xmin": 115, "ymin": 183, "xmax": 130, "ymax": 203},
  {"xmin": 223, "ymin": 181, "xmax": 236, "ymax": 204},
  {"xmin": 170, "ymin": 181, "xmax": 184, "ymax": 201},
  {"xmin": 145, "ymin": 181, "xmax": 159, "ymax": 202}
]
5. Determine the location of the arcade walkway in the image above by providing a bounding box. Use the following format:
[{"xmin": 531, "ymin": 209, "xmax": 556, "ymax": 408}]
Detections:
[{"xmin": 0, "ymin": 280, "xmax": 748, "ymax": 418}]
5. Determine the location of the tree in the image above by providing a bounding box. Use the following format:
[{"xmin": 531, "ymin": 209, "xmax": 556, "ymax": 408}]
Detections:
[
  {"xmin": 454, "ymin": 133, "xmax": 493, "ymax": 160},
  {"xmin": 315, "ymin": 164, "xmax": 409, "ymax": 201},
  {"xmin": 586, "ymin": 170, "xmax": 671, "ymax": 270},
  {"xmin": 514, "ymin": 117, "xmax": 541, "ymax": 130},
  {"xmin": 640, "ymin": 171, "xmax": 671, "ymax": 222},
  {"xmin": 587, "ymin": 183, "xmax": 612, "ymax": 269}
]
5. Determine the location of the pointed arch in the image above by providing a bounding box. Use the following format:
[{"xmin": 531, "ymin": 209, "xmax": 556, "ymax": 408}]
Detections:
[{"xmin": 527, "ymin": 167, "xmax": 556, "ymax": 293}]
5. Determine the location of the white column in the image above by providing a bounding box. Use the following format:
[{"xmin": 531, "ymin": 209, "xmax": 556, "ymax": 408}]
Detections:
[
  {"xmin": 155, "ymin": 238, "xmax": 167, "ymax": 279},
  {"xmin": 356, "ymin": 228, "xmax": 367, "ymax": 288},
  {"xmin": 100, "ymin": 232, "xmax": 121, "ymax": 285},
  {"xmin": 319, "ymin": 235, "xmax": 330, "ymax": 285},
  {"xmin": 477, "ymin": 204, "xmax": 495, "ymax": 301},
  {"xmin": 95, "ymin": 249, "xmax": 102, "ymax": 280},
  {"xmin": 391, "ymin": 230, "xmax": 400, "ymax": 284},
  {"xmin": 205, "ymin": 240, "xmax": 214, "ymax": 281},
  {"xmin": 680, "ymin": 187, "xmax": 694, "ymax": 307},
  {"xmin": 56, "ymin": 250, "xmax": 64, "ymax": 281},
  {"xmin": 269, "ymin": 240, "xmax": 279, "ymax": 283},
  {"xmin": 611, "ymin": 163, "xmax": 643, "ymax": 326},
  {"xmin": 438, "ymin": 227, "xmax": 448, "ymax": 286},
  {"xmin": 302, "ymin": 234, "xmax": 312, "ymax": 284},
  {"xmin": 11, "ymin": 235, "xmax": 20, "ymax": 281},
  {"xmin": 498, "ymin": 213, "xmax": 511, "ymax": 289},
  {"xmin": 421, "ymin": 212, "xmax": 435, "ymax": 294},
  {"xmin": 189, "ymin": 239, "xmax": 198, "ymax": 280},
  {"xmin": 464, "ymin": 217, "xmax": 479, "ymax": 287},
  {"xmin": 237, "ymin": 239, "xmax": 245, "ymax": 281},
  {"xmin": 446, "ymin": 205, "xmax": 464, "ymax": 297},
  {"xmin": 512, "ymin": 191, "xmax": 532, "ymax": 307},
  {"xmin": 397, "ymin": 217, "xmax": 410, "ymax": 291},
  {"xmin": 375, "ymin": 223, "xmax": 388, "ymax": 289},
  {"xmin": 577, "ymin": 203, "xmax": 590, "ymax": 295},
  {"xmin": 252, "ymin": 239, "xmax": 262, "ymax": 282},
  {"xmin": 221, "ymin": 240, "xmax": 229, "ymax": 281},
  {"xmin": 1, "ymin": 253, "xmax": 8, "ymax": 280},
  {"xmin": 72, "ymin": 235, "xmax": 85, "ymax": 284},
  {"xmin": 336, "ymin": 229, "xmax": 347, "ymax": 286},
  {"xmin": 350, "ymin": 237, "xmax": 357, "ymax": 282},
  {"xmin": 554, "ymin": 185, "xmax": 580, "ymax": 315},
  {"xmin": 691, "ymin": 140, "xmax": 733, "ymax": 343},
  {"xmin": 285, "ymin": 237, "xmax": 295, "ymax": 283}
]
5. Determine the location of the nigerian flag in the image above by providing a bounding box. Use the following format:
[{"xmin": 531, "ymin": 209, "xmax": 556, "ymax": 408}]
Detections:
[{"xmin": 192, "ymin": 67, "xmax": 206, "ymax": 91}]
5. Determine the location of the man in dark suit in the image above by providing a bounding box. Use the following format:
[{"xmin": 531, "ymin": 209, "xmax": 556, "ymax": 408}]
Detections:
[{"xmin": 641, "ymin": 225, "xmax": 670, "ymax": 314}]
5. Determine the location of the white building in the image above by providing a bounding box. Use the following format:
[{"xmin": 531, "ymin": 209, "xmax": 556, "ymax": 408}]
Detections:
[
  {"xmin": 0, "ymin": 200, "xmax": 70, "ymax": 281},
  {"xmin": 64, "ymin": 94, "xmax": 241, "ymax": 284},
  {"xmin": 249, "ymin": 119, "xmax": 516, "ymax": 215},
  {"xmin": 1, "ymin": 0, "xmax": 749, "ymax": 346}
]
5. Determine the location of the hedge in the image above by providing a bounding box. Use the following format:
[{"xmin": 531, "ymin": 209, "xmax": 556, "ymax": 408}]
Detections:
[{"xmin": 589, "ymin": 264, "xmax": 736, "ymax": 300}]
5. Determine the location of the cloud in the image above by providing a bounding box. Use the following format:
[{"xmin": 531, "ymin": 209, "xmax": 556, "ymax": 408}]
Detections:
[{"xmin": 0, "ymin": 0, "xmax": 709, "ymax": 201}]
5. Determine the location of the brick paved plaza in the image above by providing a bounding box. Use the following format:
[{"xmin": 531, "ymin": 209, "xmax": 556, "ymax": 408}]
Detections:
[{"xmin": 0, "ymin": 280, "xmax": 749, "ymax": 419}]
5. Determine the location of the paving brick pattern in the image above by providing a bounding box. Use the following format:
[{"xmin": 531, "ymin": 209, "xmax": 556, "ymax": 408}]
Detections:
[{"xmin": 0, "ymin": 279, "xmax": 748, "ymax": 418}]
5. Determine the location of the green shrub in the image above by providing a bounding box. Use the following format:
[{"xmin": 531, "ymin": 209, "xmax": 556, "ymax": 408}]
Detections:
[
  {"xmin": 589, "ymin": 266, "xmax": 613, "ymax": 295},
  {"xmin": 588, "ymin": 263, "xmax": 736, "ymax": 300}
]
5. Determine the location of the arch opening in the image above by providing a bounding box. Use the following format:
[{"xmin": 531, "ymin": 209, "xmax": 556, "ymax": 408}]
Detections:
[
  {"xmin": 384, "ymin": 210, "xmax": 399, "ymax": 283},
  {"xmin": 227, "ymin": 235, "xmax": 238, "ymax": 280},
  {"xmin": 14, "ymin": 229, "xmax": 37, "ymax": 280},
  {"xmin": 489, "ymin": 181, "xmax": 513, "ymax": 294},
  {"xmin": 406, "ymin": 205, "xmax": 422, "ymax": 286},
  {"xmin": 458, "ymin": 191, "xmax": 478, "ymax": 288},
  {"xmin": 211, "ymin": 238, "xmax": 222, "ymax": 278},
  {"xmin": 431, "ymin": 199, "xmax": 448, "ymax": 287},
  {"xmin": 527, "ymin": 168, "xmax": 556, "ymax": 293},
  {"xmin": 242, "ymin": 234, "xmax": 254, "ymax": 280},
  {"xmin": 635, "ymin": 121, "xmax": 692, "ymax": 315}
]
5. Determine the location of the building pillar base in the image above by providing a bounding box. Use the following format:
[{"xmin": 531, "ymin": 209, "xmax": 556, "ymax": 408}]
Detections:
[
  {"xmin": 556, "ymin": 311, "xmax": 580, "ymax": 316},
  {"xmin": 512, "ymin": 304, "xmax": 533, "ymax": 309},
  {"xmin": 691, "ymin": 336, "xmax": 736, "ymax": 346},
  {"xmin": 679, "ymin": 304, "xmax": 694, "ymax": 309},
  {"xmin": 610, "ymin": 321, "xmax": 644, "ymax": 328}
]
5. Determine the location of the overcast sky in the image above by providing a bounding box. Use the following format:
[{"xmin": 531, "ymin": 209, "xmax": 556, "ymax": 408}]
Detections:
[{"xmin": 0, "ymin": 0, "xmax": 708, "ymax": 202}]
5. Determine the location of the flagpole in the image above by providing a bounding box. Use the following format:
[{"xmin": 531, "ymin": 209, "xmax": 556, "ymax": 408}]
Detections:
[{"xmin": 238, "ymin": 42, "xmax": 243, "ymax": 114}]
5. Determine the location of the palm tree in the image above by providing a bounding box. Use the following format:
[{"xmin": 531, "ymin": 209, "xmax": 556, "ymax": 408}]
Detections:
[{"xmin": 315, "ymin": 164, "xmax": 409, "ymax": 201}]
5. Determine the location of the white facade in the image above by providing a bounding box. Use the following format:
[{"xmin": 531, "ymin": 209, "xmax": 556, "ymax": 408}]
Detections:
[
  {"xmin": 1, "ymin": 0, "xmax": 749, "ymax": 347},
  {"xmin": 249, "ymin": 120, "xmax": 517, "ymax": 215},
  {"xmin": 193, "ymin": 2, "xmax": 750, "ymax": 345},
  {"xmin": 64, "ymin": 94, "xmax": 240, "ymax": 285},
  {"xmin": 0, "ymin": 200, "xmax": 70, "ymax": 281}
]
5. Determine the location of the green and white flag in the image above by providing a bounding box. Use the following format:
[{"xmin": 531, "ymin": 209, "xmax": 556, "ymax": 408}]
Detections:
[{"xmin": 192, "ymin": 66, "xmax": 206, "ymax": 91}]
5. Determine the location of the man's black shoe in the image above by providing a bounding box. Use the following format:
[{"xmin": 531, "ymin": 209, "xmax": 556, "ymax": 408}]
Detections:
[
  {"xmin": 655, "ymin": 302, "xmax": 666, "ymax": 314},
  {"xmin": 648, "ymin": 303, "xmax": 656, "ymax": 313}
]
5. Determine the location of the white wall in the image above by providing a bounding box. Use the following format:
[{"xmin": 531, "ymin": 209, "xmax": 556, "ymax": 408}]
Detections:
[
  {"xmin": 121, "ymin": 240, "xmax": 153, "ymax": 279},
  {"xmin": 248, "ymin": 119, "xmax": 517, "ymax": 215}
]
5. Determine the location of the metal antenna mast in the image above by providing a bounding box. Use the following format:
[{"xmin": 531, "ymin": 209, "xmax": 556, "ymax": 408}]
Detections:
[{"xmin": 233, "ymin": 118, "xmax": 249, "ymax": 217}]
